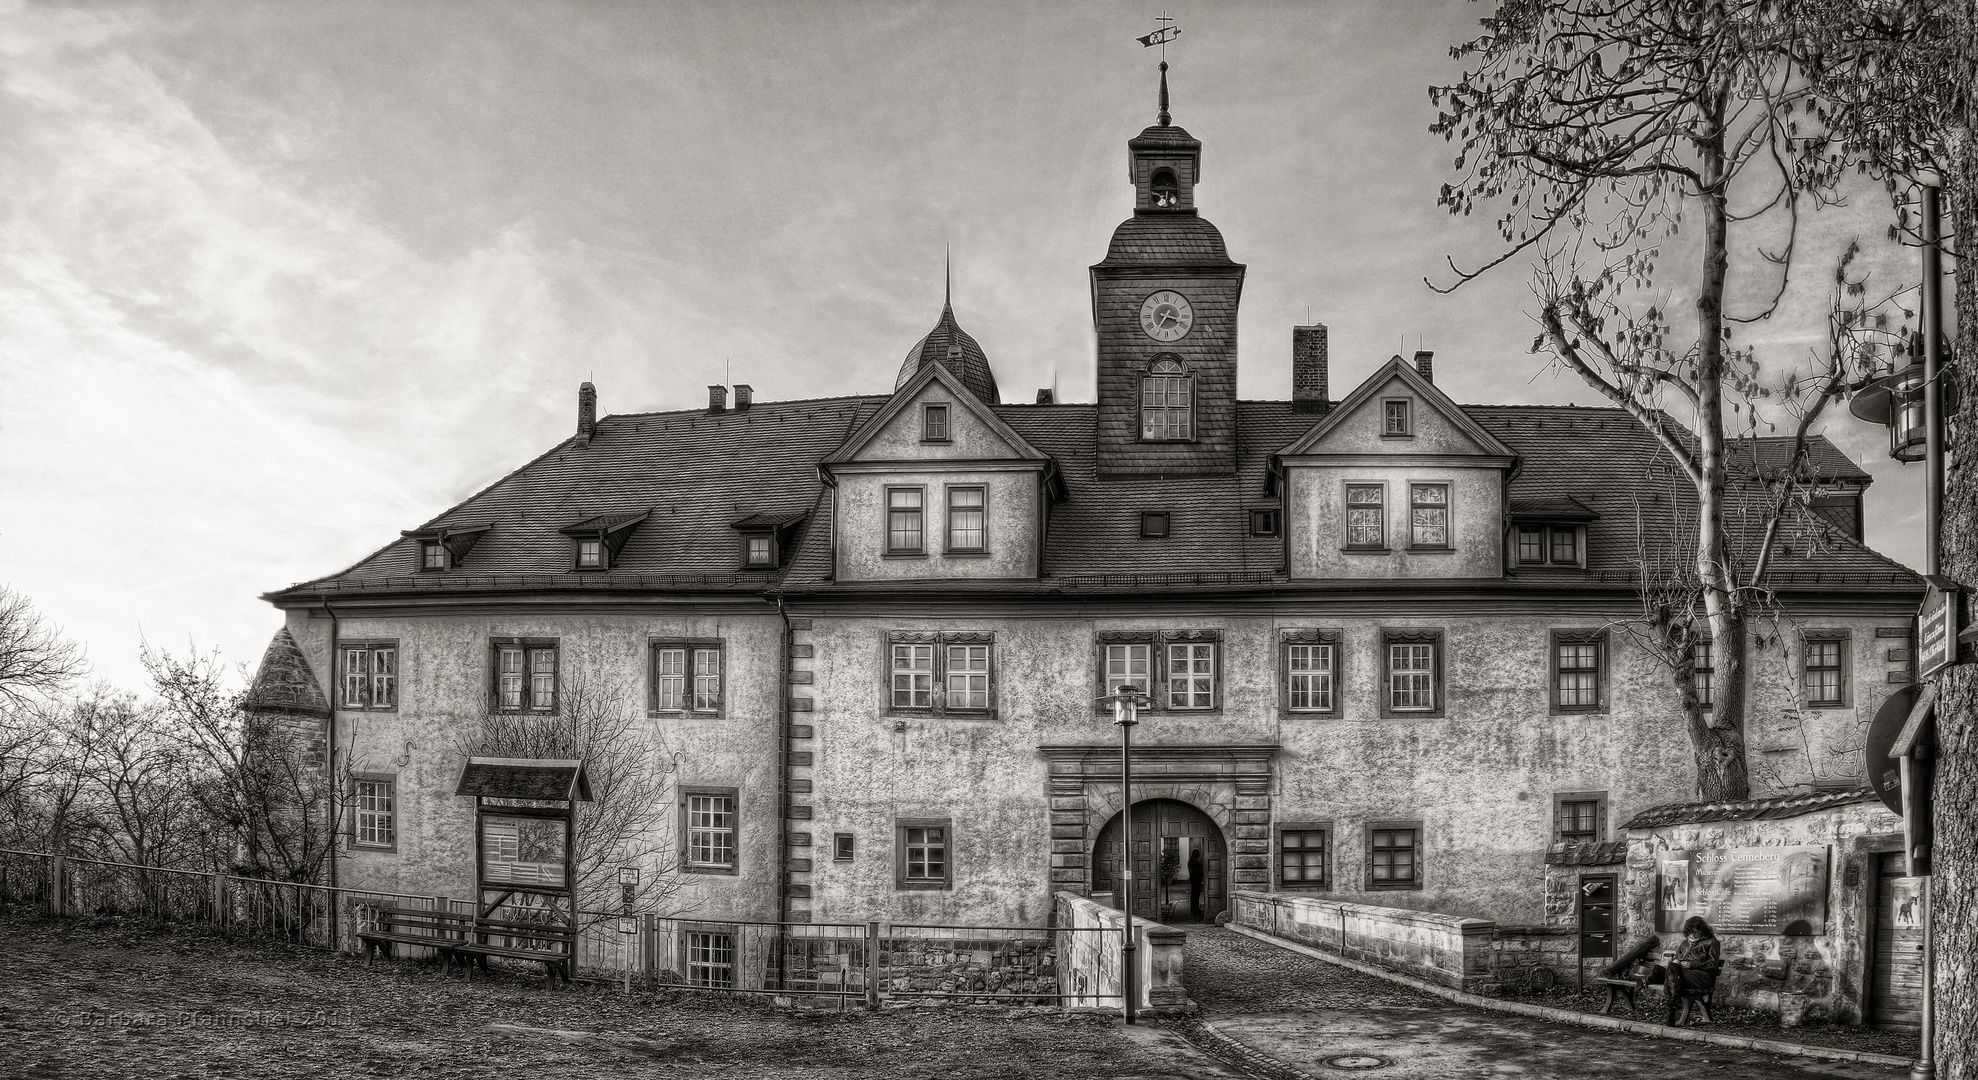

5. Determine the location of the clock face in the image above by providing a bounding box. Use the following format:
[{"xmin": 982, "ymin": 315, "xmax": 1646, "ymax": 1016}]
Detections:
[{"xmin": 1139, "ymin": 291, "xmax": 1194, "ymax": 342}]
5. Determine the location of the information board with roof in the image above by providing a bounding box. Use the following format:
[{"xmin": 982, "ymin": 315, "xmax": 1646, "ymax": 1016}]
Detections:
[{"xmin": 455, "ymin": 757, "xmax": 592, "ymax": 924}]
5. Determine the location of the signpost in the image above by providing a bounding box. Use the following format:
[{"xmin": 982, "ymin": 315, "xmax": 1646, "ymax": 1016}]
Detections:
[{"xmin": 1917, "ymin": 579, "xmax": 1960, "ymax": 679}]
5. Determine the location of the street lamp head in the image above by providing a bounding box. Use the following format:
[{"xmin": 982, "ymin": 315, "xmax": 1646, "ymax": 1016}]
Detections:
[{"xmin": 1848, "ymin": 334, "xmax": 1930, "ymax": 463}]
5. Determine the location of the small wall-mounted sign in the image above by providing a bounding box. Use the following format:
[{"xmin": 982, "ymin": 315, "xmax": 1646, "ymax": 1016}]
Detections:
[{"xmin": 1917, "ymin": 577, "xmax": 1960, "ymax": 678}]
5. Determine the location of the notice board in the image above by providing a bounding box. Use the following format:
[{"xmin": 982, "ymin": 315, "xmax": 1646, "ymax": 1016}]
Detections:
[
  {"xmin": 1657, "ymin": 845, "xmax": 1829, "ymax": 935},
  {"xmin": 481, "ymin": 814, "xmax": 568, "ymax": 888}
]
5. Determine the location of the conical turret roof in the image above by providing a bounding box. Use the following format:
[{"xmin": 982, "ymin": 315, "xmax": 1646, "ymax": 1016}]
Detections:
[
  {"xmin": 895, "ymin": 301, "xmax": 999, "ymax": 405},
  {"xmin": 242, "ymin": 626, "xmax": 331, "ymax": 717}
]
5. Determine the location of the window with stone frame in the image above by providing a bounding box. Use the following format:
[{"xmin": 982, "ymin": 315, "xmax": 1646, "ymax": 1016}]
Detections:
[
  {"xmin": 1275, "ymin": 822, "xmax": 1331, "ymax": 888},
  {"xmin": 1550, "ymin": 631, "xmax": 1606, "ymax": 713},
  {"xmin": 1409, "ymin": 483, "xmax": 1450, "ymax": 549},
  {"xmin": 492, "ymin": 640, "xmax": 557, "ymax": 713},
  {"xmin": 1366, "ymin": 821, "xmax": 1423, "ymax": 889},
  {"xmin": 340, "ymin": 643, "xmax": 398, "ymax": 711},
  {"xmin": 887, "ymin": 632, "xmax": 995, "ymax": 715},
  {"xmin": 1802, "ymin": 632, "xmax": 1850, "ymax": 706},
  {"xmin": 1553, "ymin": 792, "xmax": 1607, "ymax": 846},
  {"xmin": 1102, "ymin": 639, "xmax": 1152, "ymax": 699},
  {"xmin": 684, "ymin": 929, "xmax": 735, "ymax": 987},
  {"xmin": 681, "ymin": 787, "xmax": 738, "ymax": 875},
  {"xmin": 833, "ymin": 833, "xmax": 855, "ymax": 862},
  {"xmin": 1096, "ymin": 631, "xmax": 1220, "ymax": 713},
  {"xmin": 896, "ymin": 818, "xmax": 952, "ymax": 890},
  {"xmin": 1282, "ymin": 630, "xmax": 1342, "ymax": 714},
  {"xmin": 886, "ymin": 487, "xmax": 925, "ymax": 554},
  {"xmin": 650, "ymin": 640, "xmax": 723, "ymax": 715},
  {"xmin": 1168, "ymin": 640, "xmax": 1216, "ymax": 709},
  {"xmin": 1345, "ymin": 484, "xmax": 1385, "ymax": 549},
  {"xmin": 1380, "ymin": 630, "xmax": 1443, "ymax": 717},
  {"xmin": 350, "ymin": 774, "xmax": 396, "ymax": 851}
]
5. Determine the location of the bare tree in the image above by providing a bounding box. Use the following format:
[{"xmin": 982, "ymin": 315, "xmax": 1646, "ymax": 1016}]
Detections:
[
  {"xmin": 0, "ymin": 586, "xmax": 85, "ymax": 707},
  {"xmin": 1431, "ymin": 0, "xmax": 1871, "ymax": 800}
]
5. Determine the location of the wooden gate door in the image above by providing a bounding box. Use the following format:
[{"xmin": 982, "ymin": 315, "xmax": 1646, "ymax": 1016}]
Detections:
[
  {"xmin": 1871, "ymin": 851, "xmax": 1924, "ymax": 1029},
  {"xmin": 1093, "ymin": 800, "xmax": 1227, "ymax": 922}
]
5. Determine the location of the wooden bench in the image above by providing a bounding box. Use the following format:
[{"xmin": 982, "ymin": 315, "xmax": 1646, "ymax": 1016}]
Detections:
[
  {"xmin": 448, "ymin": 914, "xmax": 579, "ymax": 985},
  {"xmin": 355, "ymin": 903, "xmax": 473, "ymax": 969},
  {"xmin": 1667, "ymin": 983, "xmax": 1714, "ymax": 1026},
  {"xmin": 1595, "ymin": 934, "xmax": 1661, "ymax": 1018}
]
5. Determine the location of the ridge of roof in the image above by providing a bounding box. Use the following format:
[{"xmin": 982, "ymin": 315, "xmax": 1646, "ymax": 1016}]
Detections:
[{"xmin": 1624, "ymin": 787, "xmax": 1882, "ymax": 829}]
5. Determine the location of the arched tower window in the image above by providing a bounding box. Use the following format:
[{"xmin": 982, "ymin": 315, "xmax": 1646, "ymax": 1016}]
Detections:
[
  {"xmin": 1150, "ymin": 168, "xmax": 1179, "ymax": 208},
  {"xmin": 1141, "ymin": 357, "xmax": 1193, "ymax": 441}
]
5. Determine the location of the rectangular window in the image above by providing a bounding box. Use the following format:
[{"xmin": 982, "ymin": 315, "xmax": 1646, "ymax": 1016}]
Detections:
[
  {"xmin": 1692, "ymin": 640, "xmax": 1715, "ymax": 708},
  {"xmin": 352, "ymin": 776, "xmax": 395, "ymax": 850},
  {"xmin": 1249, "ymin": 509, "xmax": 1279, "ymax": 536},
  {"xmin": 897, "ymin": 818, "xmax": 952, "ymax": 889},
  {"xmin": 1555, "ymin": 795, "xmax": 1605, "ymax": 845},
  {"xmin": 1140, "ymin": 511, "xmax": 1170, "ymax": 539},
  {"xmin": 1387, "ymin": 642, "xmax": 1436, "ymax": 713},
  {"xmin": 654, "ymin": 648, "xmax": 686, "ymax": 710},
  {"xmin": 946, "ymin": 645, "xmax": 990, "ymax": 710},
  {"xmin": 340, "ymin": 644, "xmax": 398, "ymax": 711},
  {"xmin": 576, "ymin": 538, "xmax": 604, "ymax": 569},
  {"xmin": 744, "ymin": 534, "xmax": 774, "ymax": 567},
  {"xmin": 493, "ymin": 641, "xmax": 556, "ymax": 713},
  {"xmin": 693, "ymin": 648, "xmax": 722, "ymax": 711},
  {"xmin": 684, "ymin": 791, "xmax": 737, "ymax": 872},
  {"xmin": 946, "ymin": 486, "xmax": 986, "ymax": 552},
  {"xmin": 420, "ymin": 541, "xmax": 445, "ymax": 571},
  {"xmin": 1287, "ymin": 643, "xmax": 1334, "ymax": 712},
  {"xmin": 1550, "ymin": 527, "xmax": 1578, "ymax": 565},
  {"xmin": 1104, "ymin": 642, "xmax": 1151, "ymax": 698},
  {"xmin": 1409, "ymin": 484, "xmax": 1449, "ymax": 548},
  {"xmin": 1517, "ymin": 526, "xmax": 1545, "ymax": 564},
  {"xmin": 1553, "ymin": 633, "xmax": 1604, "ymax": 712},
  {"xmin": 886, "ymin": 487, "xmax": 924, "ymax": 553},
  {"xmin": 1346, "ymin": 485, "xmax": 1384, "ymax": 548},
  {"xmin": 1277, "ymin": 825, "xmax": 1330, "ymax": 888},
  {"xmin": 1804, "ymin": 636, "xmax": 1847, "ymax": 705},
  {"xmin": 685, "ymin": 931, "xmax": 735, "ymax": 988},
  {"xmin": 1167, "ymin": 642, "xmax": 1216, "ymax": 709},
  {"xmin": 1382, "ymin": 399, "xmax": 1410, "ymax": 436},
  {"xmin": 922, "ymin": 403, "xmax": 950, "ymax": 443},
  {"xmin": 834, "ymin": 833, "xmax": 855, "ymax": 862},
  {"xmin": 1368, "ymin": 825, "xmax": 1421, "ymax": 888},
  {"xmin": 891, "ymin": 644, "xmax": 934, "ymax": 708},
  {"xmin": 1141, "ymin": 376, "xmax": 1192, "ymax": 440}
]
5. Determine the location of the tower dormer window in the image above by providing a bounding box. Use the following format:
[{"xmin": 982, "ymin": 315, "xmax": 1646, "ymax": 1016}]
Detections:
[
  {"xmin": 1140, "ymin": 357, "xmax": 1193, "ymax": 441},
  {"xmin": 1150, "ymin": 168, "xmax": 1178, "ymax": 208}
]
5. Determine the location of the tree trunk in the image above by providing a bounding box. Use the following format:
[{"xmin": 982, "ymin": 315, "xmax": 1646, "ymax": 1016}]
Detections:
[{"xmin": 1930, "ymin": 44, "xmax": 1975, "ymax": 1078}]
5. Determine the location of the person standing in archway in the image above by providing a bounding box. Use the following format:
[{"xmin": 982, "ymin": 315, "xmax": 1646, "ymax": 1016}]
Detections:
[{"xmin": 1187, "ymin": 847, "xmax": 1204, "ymax": 920}]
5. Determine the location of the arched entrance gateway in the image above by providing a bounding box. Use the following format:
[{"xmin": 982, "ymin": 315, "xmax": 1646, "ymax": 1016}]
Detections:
[{"xmin": 1092, "ymin": 799, "xmax": 1227, "ymax": 922}]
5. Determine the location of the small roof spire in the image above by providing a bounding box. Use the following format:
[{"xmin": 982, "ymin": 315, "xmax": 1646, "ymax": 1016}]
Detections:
[
  {"xmin": 945, "ymin": 244, "xmax": 952, "ymax": 308},
  {"xmin": 1158, "ymin": 60, "xmax": 1170, "ymax": 127}
]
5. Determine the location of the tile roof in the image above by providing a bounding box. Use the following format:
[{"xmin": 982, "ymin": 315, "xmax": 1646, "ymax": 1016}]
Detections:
[
  {"xmin": 1545, "ymin": 840, "xmax": 1629, "ymax": 866},
  {"xmin": 242, "ymin": 627, "xmax": 330, "ymax": 716},
  {"xmin": 895, "ymin": 302, "xmax": 999, "ymax": 405},
  {"xmin": 1622, "ymin": 787, "xmax": 1883, "ymax": 830},
  {"xmin": 265, "ymin": 393, "xmax": 1920, "ymax": 603},
  {"xmin": 1131, "ymin": 123, "xmax": 1199, "ymax": 146},
  {"xmin": 1094, "ymin": 214, "xmax": 1238, "ymax": 268}
]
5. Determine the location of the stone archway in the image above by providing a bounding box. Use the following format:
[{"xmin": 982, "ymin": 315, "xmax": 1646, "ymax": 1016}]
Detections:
[{"xmin": 1092, "ymin": 798, "xmax": 1227, "ymax": 922}]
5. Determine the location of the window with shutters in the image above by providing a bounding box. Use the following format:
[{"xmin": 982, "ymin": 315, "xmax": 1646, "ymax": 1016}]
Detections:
[
  {"xmin": 491, "ymin": 640, "xmax": 557, "ymax": 713},
  {"xmin": 1345, "ymin": 484, "xmax": 1385, "ymax": 549},
  {"xmin": 1140, "ymin": 358, "xmax": 1193, "ymax": 441},
  {"xmin": 1380, "ymin": 630, "xmax": 1442, "ymax": 718},
  {"xmin": 350, "ymin": 774, "xmax": 396, "ymax": 851},
  {"xmin": 1553, "ymin": 792, "xmax": 1607, "ymax": 846},
  {"xmin": 886, "ymin": 487, "xmax": 925, "ymax": 554},
  {"xmin": 896, "ymin": 818, "xmax": 952, "ymax": 890},
  {"xmin": 1409, "ymin": 483, "xmax": 1450, "ymax": 549},
  {"xmin": 681, "ymin": 788, "xmax": 738, "ymax": 875},
  {"xmin": 945, "ymin": 486, "xmax": 986, "ymax": 553},
  {"xmin": 1366, "ymin": 821, "xmax": 1423, "ymax": 889},
  {"xmin": 888, "ymin": 632, "xmax": 995, "ymax": 716},
  {"xmin": 1275, "ymin": 823, "xmax": 1331, "ymax": 889},
  {"xmin": 650, "ymin": 640, "xmax": 724, "ymax": 715},
  {"xmin": 340, "ymin": 643, "xmax": 398, "ymax": 711},
  {"xmin": 1551, "ymin": 631, "xmax": 1606, "ymax": 713},
  {"xmin": 1802, "ymin": 632, "xmax": 1850, "ymax": 706}
]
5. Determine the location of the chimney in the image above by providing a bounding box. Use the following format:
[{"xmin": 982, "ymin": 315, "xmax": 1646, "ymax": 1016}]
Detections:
[
  {"xmin": 576, "ymin": 381, "xmax": 597, "ymax": 447},
  {"xmin": 708, "ymin": 385, "xmax": 727, "ymax": 414},
  {"xmin": 1414, "ymin": 350, "xmax": 1434, "ymax": 384},
  {"xmin": 734, "ymin": 383, "xmax": 753, "ymax": 411},
  {"xmin": 1292, "ymin": 324, "xmax": 1329, "ymax": 413},
  {"xmin": 1035, "ymin": 388, "xmax": 1055, "ymax": 405}
]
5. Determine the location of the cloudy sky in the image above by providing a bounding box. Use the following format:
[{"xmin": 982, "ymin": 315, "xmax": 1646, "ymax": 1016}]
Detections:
[{"xmin": 0, "ymin": 0, "xmax": 1933, "ymax": 691}]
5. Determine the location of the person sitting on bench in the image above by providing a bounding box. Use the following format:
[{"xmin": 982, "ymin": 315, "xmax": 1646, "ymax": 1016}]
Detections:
[{"xmin": 1645, "ymin": 915, "xmax": 1721, "ymax": 1024}]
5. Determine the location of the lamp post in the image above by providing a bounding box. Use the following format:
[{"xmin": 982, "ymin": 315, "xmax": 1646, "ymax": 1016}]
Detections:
[
  {"xmin": 1848, "ymin": 175, "xmax": 1950, "ymax": 1080},
  {"xmin": 1099, "ymin": 683, "xmax": 1148, "ymax": 1024}
]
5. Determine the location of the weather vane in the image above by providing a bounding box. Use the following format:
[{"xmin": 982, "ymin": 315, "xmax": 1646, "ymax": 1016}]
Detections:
[{"xmin": 1137, "ymin": 11, "xmax": 1180, "ymax": 56}]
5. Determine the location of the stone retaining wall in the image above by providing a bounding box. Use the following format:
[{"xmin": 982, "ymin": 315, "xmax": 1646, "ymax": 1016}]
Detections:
[
  {"xmin": 1054, "ymin": 892, "xmax": 1185, "ymax": 1010},
  {"xmin": 1230, "ymin": 889, "xmax": 1495, "ymax": 991}
]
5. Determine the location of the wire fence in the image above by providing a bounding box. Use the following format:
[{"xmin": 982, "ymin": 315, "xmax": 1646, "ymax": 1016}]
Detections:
[{"xmin": 0, "ymin": 849, "xmax": 1119, "ymax": 1007}]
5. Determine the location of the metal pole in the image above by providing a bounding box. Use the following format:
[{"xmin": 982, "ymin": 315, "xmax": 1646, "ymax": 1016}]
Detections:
[
  {"xmin": 1911, "ymin": 176, "xmax": 1944, "ymax": 1080},
  {"xmin": 1117, "ymin": 688, "xmax": 1138, "ymax": 1025}
]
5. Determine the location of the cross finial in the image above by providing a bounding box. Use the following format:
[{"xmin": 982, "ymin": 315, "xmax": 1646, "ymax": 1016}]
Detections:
[{"xmin": 1158, "ymin": 60, "xmax": 1170, "ymax": 126}]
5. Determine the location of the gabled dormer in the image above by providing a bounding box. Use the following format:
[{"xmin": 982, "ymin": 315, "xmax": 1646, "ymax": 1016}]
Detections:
[
  {"xmin": 820, "ymin": 360, "xmax": 1062, "ymax": 583},
  {"xmin": 1276, "ymin": 356, "xmax": 1518, "ymax": 580}
]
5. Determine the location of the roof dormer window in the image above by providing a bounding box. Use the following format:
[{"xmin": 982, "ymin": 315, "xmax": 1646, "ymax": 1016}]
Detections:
[
  {"xmin": 420, "ymin": 541, "xmax": 445, "ymax": 571},
  {"xmin": 730, "ymin": 511, "xmax": 806, "ymax": 571},
  {"xmin": 1150, "ymin": 168, "xmax": 1179, "ymax": 208},
  {"xmin": 577, "ymin": 539, "xmax": 604, "ymax": 569},
  {"xmin": 1517, "ymin": 524, "xmax": 1583, "ymax": 567},
  {"xmin": 1140, "ymin": 510, "xmax": 1170, "ymax": 538},
  {"xmin": 401, "ymin": 522, "xmax": 491, "ymax": 572},
  {"xmin": 744, "ymin": 534, "xmax": 775, "ymax": 568},
  {"xmin": 559, "ymin": 510, "xmax": 649, "ymax": 573}
]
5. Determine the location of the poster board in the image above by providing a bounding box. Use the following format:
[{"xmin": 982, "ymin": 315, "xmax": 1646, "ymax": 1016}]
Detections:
[
  {"xmin": 481, "ymin": 814, "xmax": 569, "ymax": 889},
  {"xmin": 1657, "ymin": 845, "xmax": 1829, "ymax": 935}
]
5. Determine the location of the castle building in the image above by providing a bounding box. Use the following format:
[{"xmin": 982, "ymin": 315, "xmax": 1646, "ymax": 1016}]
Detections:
[{"xmin": 254, "ymin": 78, "xmax": 1918, "ymax": 942}]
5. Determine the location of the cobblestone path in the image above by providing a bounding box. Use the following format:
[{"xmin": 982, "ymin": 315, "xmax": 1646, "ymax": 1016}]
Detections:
[{"xmin": 1182, "ymin": 925, "xmax": 1438, "ymax": 1013}]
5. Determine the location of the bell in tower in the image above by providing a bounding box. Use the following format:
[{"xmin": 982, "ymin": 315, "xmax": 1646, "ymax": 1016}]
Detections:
[{"xmin": 1089, "ymin": 61, "xmax": 1246, "ymax": 477}]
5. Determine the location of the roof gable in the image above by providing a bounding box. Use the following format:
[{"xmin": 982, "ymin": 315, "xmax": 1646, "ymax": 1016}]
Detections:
[
  {"xmin": 1279, "ymin": 358, "xmax": 1517, "ymax": 460},
  {"xmin": 824, "ymin": 361, "xmax": 1047, "ymax": 466}
]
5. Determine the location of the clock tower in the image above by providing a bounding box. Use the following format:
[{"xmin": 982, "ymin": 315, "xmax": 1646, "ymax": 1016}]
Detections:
[{"xmin": 1090, "ymin": 63, "xmax": 1245, "ymax": 477}]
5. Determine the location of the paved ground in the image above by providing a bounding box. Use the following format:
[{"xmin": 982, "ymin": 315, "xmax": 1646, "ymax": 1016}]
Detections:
[{"xmin": 1180, "ymin": 926, "xmax": 1910, "ymax": 1080}]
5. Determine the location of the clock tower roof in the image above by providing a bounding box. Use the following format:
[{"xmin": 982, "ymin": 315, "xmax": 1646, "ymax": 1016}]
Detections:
[
  {"xmin": 895, "ymin": 300, "xmax": 1000, "ymax": 405},
  {"xmin": 1094, "ymin": 213, "xmax": 1237, "ymax": 269}
]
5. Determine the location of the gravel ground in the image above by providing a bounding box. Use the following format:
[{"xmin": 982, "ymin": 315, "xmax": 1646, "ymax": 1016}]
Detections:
[{"xmin": 0, "ymin": 911, "xmax": 1221, "ymax": 1080}]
